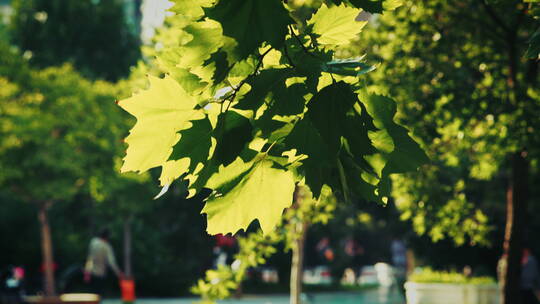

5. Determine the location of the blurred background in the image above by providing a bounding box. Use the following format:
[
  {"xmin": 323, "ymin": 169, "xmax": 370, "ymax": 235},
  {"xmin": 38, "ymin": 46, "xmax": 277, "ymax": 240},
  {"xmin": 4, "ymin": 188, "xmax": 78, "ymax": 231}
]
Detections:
[{"xmin": 0, "ymin": 0, "xmax": 539, "ymax": 301}]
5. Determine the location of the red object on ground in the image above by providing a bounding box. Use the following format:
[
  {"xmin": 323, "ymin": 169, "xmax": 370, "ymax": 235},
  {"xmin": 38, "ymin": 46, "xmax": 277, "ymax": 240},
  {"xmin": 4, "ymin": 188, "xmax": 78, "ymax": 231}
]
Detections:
[{"xmin": 120, "ymin": 278, "xmax": 136, "ymax": 302}]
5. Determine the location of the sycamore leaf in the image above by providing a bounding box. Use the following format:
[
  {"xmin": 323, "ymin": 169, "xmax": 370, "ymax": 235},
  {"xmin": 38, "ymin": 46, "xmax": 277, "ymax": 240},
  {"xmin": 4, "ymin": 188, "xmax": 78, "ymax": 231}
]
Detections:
[
  {"xmin": 169, "ymin": 117, "xmax": 213, "ymax": 173},
  {"xmin": 308, "ymin": 3, "xmax": 366, "ymax": 46},
  {"xmin": 340, "ymin": 154, "xmax": 383, "ymax": 204},
  {"xmin": 204, "ymin": 50, "xmax": 229, "ymax": 84},
  {"xmin": 306, "ymin": 81, "xmax": 357, "ymax": 157},
  {"xmin": 342, "ymin": 107, "xmax": 377, "ymax": 158},
  {"xmin": 235, "ymin": 69, "xmax": 292, "ymax": 111},
  {"xmin": 202, "ymin": 158, "xmax": 295, "ymax": 235},
  {"xmin": 159, "ymin": 159, "xmax": 190, "ymax": 186},
  {"xmin": 119, "ymin": 75, "xmax": 204, "ymax": 173},
  {"xmin": 358, "ymin": 93, "xmax": 429, "ymax": 174},
  {"xmin": 169, "ymin": 0, "xmax": 214, "ymax": 20},
  {"xmin": 213, "ymin": 111, "xmax": 254, "ymax": 166},
  {"xmin": 206, "ymin": 0, "xmax": 293, "ymax": 59},
  {"xmin": 177, "ymin": 19, "xmax": 224, "ymax": 68},
  {"xmin": 284, "ymin": 118, "xmax": 332, "ymax": 197},
  {"xmin": 270, "ymin": 83, "xmax": 308, "ymax": 116},
  {"xmin": 190, "ymin": 148, "xmax": 258, "ymax": 194}
]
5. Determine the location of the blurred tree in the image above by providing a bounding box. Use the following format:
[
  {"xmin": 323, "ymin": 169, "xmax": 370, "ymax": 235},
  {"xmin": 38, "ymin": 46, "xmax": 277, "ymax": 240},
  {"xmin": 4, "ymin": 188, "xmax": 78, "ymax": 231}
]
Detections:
[
  {"xmin": 0, "ymin": 29, "xmax": 215, "ymax": 298},
  {"xmin": 0, "ymin": 50, "xmax": 128, "ymax": 295},
  {"xmin": 351, "ymin": 1, "xmax": 539, "ymax": 302},
  {"xmin": 9, "ymin": 0, "xmax": 140, "ymax": 81}
]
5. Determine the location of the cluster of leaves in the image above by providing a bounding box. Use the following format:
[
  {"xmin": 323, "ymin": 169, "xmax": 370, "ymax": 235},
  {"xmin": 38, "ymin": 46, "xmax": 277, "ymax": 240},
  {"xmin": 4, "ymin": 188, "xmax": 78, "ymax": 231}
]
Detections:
[
  {"xmin": 349, "ymin": 0, "xmax": 540, "ymax": 245},
  {"xmin": 119, "ymin": 0, "xmax": 427, "ymax": 236},
  {"xmin": 0, "ymin": 61, "xmax": 125, "ymax": 203},
  {"xmin": 191, "ymin": 185, "xmax": 336, "ymax": 302},
  {"xmin": 0, "ymin": 34, "xmax": 153, "ymax": 208}
]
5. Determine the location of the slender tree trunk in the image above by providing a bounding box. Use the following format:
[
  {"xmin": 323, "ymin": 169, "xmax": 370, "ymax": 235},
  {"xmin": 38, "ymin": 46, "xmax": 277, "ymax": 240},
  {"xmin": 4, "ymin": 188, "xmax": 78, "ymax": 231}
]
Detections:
[
  {"xmin": 38, "ymin": 202, "xmax": 56, "ymax": 296},
  {"xmin": 290, "ymin": 185, "xmax": 309, "ymax": 304},
  {"xmin": 500, "ymin": 151, "xmax": 528, "ymax": 304},
  {"xmin": 290, "ymin": 221, "xmax": 307, "ymax": 304},
  {"xmin": 123, "ymin": 217, "xmax": 133, "ymax": 278}
]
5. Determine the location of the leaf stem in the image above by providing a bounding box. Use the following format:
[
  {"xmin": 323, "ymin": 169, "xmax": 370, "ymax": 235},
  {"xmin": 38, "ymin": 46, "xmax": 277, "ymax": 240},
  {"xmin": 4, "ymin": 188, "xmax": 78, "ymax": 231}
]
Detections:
[
  {"xmin": 283, "ymin": 43, "xmax": 296, "ymax": 68},
  {"xmin": 288, "ymin": 25, "xmax": 316, "ymax": 57},
  {"xmin": 221, "ymin": 47, "xmax": 274, "ymax": 111}
]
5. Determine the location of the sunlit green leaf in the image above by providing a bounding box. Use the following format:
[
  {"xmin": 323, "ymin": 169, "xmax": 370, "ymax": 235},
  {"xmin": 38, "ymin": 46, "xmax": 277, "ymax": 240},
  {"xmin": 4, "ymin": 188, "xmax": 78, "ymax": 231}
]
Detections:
[{"xmin": 202, "ymin": 158, "xmax": 295, "ymax": 234}]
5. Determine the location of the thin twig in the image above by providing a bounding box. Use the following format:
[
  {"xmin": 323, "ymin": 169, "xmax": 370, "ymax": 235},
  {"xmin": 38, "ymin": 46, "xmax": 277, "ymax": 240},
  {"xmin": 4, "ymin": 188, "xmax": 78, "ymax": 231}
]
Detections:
[
  {"xmin": 220, "ymin": 47, "xmax": 274, "ymax": 111},
  {"xmin": 288, "ymin": 24, "xmax": 318, "ymax": 58},
  {"xmin": 283, "ymin": 43, "xmax": 296, "ymax": 68}
]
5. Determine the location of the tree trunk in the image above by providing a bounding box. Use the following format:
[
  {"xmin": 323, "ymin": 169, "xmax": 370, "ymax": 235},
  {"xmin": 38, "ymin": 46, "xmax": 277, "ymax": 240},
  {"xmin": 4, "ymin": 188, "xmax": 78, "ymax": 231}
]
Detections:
[
  {"xmin": 290, "ymin": 220, "xmax": 307, "ymax": 304},
  {"xmin": 290, "ymin": 185, "xmax": 309, "ymax": 304},
  {"xmin": 38, "ymin": 202, "xmax": 56, "ymax": 296},
  {"xmin": 123, "ymin": 217, "xmax": 133, "ymax": 278},
  {"xmin": 500, "ymin": 151, "xmax": 529, "ymax": 304}
]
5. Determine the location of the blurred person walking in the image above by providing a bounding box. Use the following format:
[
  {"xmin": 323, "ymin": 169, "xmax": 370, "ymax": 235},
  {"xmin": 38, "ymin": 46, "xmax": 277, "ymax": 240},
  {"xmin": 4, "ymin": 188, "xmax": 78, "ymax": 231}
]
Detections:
[{"xmin": 83, "ymin": 229, "xmax": 124, "ymax": 296}]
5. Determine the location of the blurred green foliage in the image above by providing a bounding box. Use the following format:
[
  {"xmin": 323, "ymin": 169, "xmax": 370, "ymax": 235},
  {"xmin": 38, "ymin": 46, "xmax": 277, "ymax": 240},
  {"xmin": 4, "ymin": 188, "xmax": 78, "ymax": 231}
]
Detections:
[
  {"xmin": 349, "ymin": 0, "xmax": 540, "ymax": 247},
  {"xmin": 0, "ymin": 11, "xmax": 214, "ymax": 295},
  {"xmin": 9, "ymin": 0, "xmax": 140, "ymax": 81}
]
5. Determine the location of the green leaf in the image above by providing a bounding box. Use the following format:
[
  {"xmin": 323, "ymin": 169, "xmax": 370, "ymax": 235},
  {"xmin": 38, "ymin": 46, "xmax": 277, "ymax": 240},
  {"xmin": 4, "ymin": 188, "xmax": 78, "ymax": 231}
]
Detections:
[
  {"xmin": 308, "ymin": 3, "xmax": 366, "ymax": 46},
  {"xmin": 166, "ymin": 67, "xmax": 207, "ymax": 94},
  {"xmin": 342, "ymin": 104, "xmax": 377, "ymax": 158},
  {"xmin": 284, "ymin": 118, "xmax": 329, "ymax": 164},
  {"xmin": 270, "ymin": 83, "xmax": 308, "ymax": 116},
  {"xmin": 284, "ymin": 118, "xmax": 332, "ymax": 197},
  {"xmin": 213, "ymin": 111, "xmax": 254, "ymax": 166},
  {"xmin": 202, "ymin": 158, "xmax": 295, "ymax": 234},
  {"xmin": 204, "ymin": 50, "xmax": 230, "ymax": 85},
  {"xmin": 188, "ymin": 148, "xmax": 258, "ymax": 194},
  {"xmin": 118, "ymin": 75, "xmax": 204, "ymax": 174},
  {"xmin": 169, "ymin": 0, "xmax": 215, "ymax": 20},
  {"xmin": 359, "ymin": 93, "xmax": 428, "ymax": 174},
  {"xmin": 306, "ymin": 81, "xmax": 357, "ymax": 156},
  {"xmin": 253, "ymin": 113, "xmax": 288, "ymax": 139},
  {"xmin": 176, "ymin": 19, "xmax": 224, "ymax": 68},
  {"xmin": 340, "ymin": 154, "xmax": 383, "ymax": 203},
  {"xmin": 206, "ymin": 0, "xmax": 293, "ymax": 59},
  {"xmin": 283, "ymin": 39, "xmax": 333, "ymax": 90},
  {"xmin": 169, "ymin": 117, "xmax": 213, "ymax": 172},
  {"xmin": 235, "ymin": 69, "xmax": 292, "ymax": 111}
]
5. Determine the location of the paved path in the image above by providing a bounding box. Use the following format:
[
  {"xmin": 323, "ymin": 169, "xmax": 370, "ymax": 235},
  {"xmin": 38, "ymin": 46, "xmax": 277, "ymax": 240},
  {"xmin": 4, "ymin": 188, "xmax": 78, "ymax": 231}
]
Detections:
[{"xmin": 103, "ymin": 288, "xmax": 404, "ymax": 304}]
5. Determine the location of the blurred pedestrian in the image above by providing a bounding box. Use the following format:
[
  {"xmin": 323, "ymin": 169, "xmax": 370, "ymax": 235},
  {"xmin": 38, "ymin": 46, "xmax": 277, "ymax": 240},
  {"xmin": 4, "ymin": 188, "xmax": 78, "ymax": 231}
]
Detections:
[
  {"xmin": 83, "ymin": 228, "xmax": 124, "ymax": 295},
  {"xmin": 316, "ymin": 237, "xmax": 334, "ymax": 263}
]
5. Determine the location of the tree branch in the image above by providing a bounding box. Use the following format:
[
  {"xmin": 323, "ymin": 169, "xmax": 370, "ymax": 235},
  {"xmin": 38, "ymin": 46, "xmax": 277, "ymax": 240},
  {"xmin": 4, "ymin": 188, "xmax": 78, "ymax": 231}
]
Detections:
[{"xmin": 220, "ymin": 47, "xmax": 274, "ymax": 111}]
